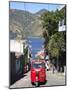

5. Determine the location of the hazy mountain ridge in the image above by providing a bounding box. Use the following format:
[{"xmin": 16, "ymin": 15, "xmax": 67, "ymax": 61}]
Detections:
[
  {"xmin": 35, "ymin": 9, "xmax": 48, "ymax": 16},
  {"xmin": 9, "ymin": 9, "xmax": 47, "ymax": 39}
]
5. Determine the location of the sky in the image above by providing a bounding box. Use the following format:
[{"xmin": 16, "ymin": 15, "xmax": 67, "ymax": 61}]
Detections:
[{"xmin": 9, "ymin": 2, "xmax": 65, "ymax": 13}]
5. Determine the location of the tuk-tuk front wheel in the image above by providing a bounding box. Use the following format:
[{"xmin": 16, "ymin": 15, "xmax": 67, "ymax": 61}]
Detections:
[{"xmin": 35, "ymin": 82, "xmax": 39, "ymax": 87}]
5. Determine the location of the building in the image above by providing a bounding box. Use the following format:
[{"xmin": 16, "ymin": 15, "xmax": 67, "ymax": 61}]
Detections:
[
  {"xmin": 58, "ymin": 5, "xmax": 66, "ymax": 32},
  {"xmin": 10, "ymin": 40, "xmax": 28, "ymax": 85}
]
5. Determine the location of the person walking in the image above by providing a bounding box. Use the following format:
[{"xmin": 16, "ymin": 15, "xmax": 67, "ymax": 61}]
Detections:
[{"xmin": 52, "ymin": 64, "xmax": 55, "ymax": 74}]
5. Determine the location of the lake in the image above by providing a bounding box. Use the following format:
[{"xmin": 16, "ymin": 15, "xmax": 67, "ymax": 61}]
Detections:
[{"xmin": 27, "ymin": 37, "xmax": 45, "ymax": 59}]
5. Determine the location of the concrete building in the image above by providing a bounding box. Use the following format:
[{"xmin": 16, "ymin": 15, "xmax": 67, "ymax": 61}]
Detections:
[
  {"xmin": 10, "ymin": 40, "xmax": 28, "ymax": 85},
  {"xmin": 58, "ymin": 5, "xmax": 66, "ymax": 32}
]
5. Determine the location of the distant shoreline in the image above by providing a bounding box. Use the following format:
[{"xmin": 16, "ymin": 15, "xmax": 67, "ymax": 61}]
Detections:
[{"xmin": 27, "ymin": 36, "xmax": 44, "ymax": 39}]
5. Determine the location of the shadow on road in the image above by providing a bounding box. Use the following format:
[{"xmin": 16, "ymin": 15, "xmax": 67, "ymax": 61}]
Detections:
[
  {"xmin": 39, "ymin": 80, "xmax": 47, "ymax": 85},
  {"xmin": 10, "ymin": 71, "xmax": 29, "ymax": 86},
  {"xmin": 31, "ymin": 80, "xmax": 47, "ymax": 87}
]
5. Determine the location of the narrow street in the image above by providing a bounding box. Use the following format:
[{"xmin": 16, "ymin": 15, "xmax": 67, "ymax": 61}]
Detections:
[{"xmin": 10, "ymin": 70, "xmax": 66, "ymax": 88}]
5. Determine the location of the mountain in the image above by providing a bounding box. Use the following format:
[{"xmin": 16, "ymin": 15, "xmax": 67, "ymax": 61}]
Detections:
[
  {"xmin": 35, "ymin": 9, "xmax": 48, "ymax": 16},
  {"xmin": 9, "ymin": 9, "xmax": 47, "ymax": 39}
]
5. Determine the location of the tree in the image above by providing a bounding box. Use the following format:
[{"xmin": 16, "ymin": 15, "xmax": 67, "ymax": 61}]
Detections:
[
  {"xmin": 47, "ymin": 32, "xmax": 65, "ymax": 70},
  {"xmin": 40, "ymin": 7, "xmax": 66, "ymax": 71},
  {"xmin": 48, "ymin": 32, "xmax": 65, "ymax": 57},
  {"xmin": 40, "ymin": 10, "xmax": 65, "ymax": 38}
]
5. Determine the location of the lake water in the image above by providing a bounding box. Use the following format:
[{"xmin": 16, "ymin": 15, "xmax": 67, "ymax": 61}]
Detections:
[{"xmin": 27, "ymin": 37, "xmax": 45, "ymax": 59}]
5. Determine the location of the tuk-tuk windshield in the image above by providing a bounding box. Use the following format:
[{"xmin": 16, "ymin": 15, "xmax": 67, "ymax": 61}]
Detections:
[{"xmin": 32, "ymin": 62, "xmax": 45, "ymax": 68}]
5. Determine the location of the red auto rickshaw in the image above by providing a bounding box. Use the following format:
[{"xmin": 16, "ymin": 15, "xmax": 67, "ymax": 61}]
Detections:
[{"xmin": 31, "ymin": 60, "xmax": 46, "ymax": 87}]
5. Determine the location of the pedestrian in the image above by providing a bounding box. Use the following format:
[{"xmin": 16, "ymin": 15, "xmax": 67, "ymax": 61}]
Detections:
[{"xmin": 52, "ymin": 64, "xmax": 55, "ymax": 74}]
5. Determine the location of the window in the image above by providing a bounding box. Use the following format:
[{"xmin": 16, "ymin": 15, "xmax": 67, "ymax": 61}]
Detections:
[{"xmin": 32, "ymin": 62, "xmax": 45, "ymax": 68}]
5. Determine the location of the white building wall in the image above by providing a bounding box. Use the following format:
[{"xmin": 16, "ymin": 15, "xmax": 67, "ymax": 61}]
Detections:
[{"xmin": 10, "ymin": 40, "xmax": 24, "ymax": 54}]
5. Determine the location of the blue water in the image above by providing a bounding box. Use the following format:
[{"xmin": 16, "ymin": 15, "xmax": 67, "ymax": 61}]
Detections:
[{"xmin": 27, "ymin": 37, "xmax": 45, "ymax": 59}]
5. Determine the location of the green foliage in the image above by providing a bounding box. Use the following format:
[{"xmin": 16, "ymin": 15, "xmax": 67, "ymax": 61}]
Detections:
[
  {"xmin": 40, "ymin": 8, "xmax": 66, "ymax": 59},
  {"xmin": 48, "ymin": 32, "xmax": 65, "ymax": 57},
  {"xmin": 24, "ymin": 47, "xmax": 28, "ymax": 64},
  {"xmin": 41, "ymin": 10, "xmax": 65, "ymax": 37}
]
